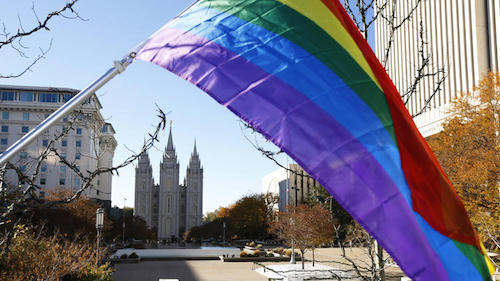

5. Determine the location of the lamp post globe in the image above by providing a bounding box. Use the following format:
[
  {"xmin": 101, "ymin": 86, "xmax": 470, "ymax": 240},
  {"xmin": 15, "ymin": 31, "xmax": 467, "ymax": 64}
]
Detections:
[{"xmin": 95, "ymin": 208, "xmax": 105, "ymax": 268}]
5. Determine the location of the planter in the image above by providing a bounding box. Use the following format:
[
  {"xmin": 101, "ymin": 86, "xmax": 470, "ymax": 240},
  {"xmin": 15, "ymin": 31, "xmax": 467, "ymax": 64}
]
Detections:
[
  {"xmin": 219, "ymin": 255, "xmax": 302, "ymax": 262},
  {"xmin": 110, "ymin": 258, "xmax": 141, "ymax": 264}
]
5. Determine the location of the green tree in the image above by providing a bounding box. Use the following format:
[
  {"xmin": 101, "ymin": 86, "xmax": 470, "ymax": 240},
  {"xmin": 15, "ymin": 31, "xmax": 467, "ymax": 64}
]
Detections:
[
  {"xmin": 305, "ymin": 185, "xmax": 355, "ymax": 244},
  {"xmin": 106, "ymin": 208, "xmax": 156, "ymax": 242}
]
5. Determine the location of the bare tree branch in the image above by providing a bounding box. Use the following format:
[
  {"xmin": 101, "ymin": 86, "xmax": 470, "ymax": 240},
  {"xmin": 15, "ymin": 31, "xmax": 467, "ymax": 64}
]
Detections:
[
  {"xmin": 0, "ymin": 1, "xmax": 84, "ymax": 49},
  {"xmin": 0, "ymin": 0, "xmax": 85, "ymax": 78},
  {"xmin": 402, "ymin": 21, "xmax": 446, "ymax": 117}
]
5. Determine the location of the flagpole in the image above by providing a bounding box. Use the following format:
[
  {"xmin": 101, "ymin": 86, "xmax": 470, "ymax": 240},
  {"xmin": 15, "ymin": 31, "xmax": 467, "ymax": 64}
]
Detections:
[{"xmin": 0, "ymin": 52, "xmax": 136, "ymax": 167}]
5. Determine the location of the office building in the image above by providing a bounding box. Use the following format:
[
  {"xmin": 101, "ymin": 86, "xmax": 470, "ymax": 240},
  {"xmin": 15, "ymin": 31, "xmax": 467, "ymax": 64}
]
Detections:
[{"xmin": 375, "ymin": 0, "xmax": 499, "ymax": 136}]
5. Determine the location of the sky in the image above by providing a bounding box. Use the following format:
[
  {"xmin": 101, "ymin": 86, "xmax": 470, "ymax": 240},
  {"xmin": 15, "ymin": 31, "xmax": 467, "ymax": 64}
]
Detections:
[{"xmin": 1, "ymin": 0, "xmax": 374, "ymax": 214}]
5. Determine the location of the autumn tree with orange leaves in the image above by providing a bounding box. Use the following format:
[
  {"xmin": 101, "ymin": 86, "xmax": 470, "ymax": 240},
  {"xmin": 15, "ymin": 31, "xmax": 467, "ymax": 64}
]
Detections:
[{"xmin": 428, "ymin": 72, "xmax": 499, "ymax": 251}]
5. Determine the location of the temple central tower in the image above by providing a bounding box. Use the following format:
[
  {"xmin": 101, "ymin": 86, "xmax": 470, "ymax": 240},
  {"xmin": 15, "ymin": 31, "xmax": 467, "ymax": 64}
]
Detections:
[{"xmin": 134, "ymin": 125, "xmax": 203, "ymax": 241}]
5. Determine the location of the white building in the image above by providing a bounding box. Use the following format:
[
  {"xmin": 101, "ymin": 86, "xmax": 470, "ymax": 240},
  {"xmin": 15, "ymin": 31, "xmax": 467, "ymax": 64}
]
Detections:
[
  {"xmin": 262, "ymin": 164, "xmax": 321, "ymax": 211},
  {"xmin": 135, "ymin": 127, "xmax": 203, "ymax": 240},
  {"xmin": 262, "ymin": 167, "xmax": 287, "ymax": 211},
  {"xmin": 375, "ymin": 0, "xmax": 499, "ymax": 136},
  {"xmin": 0, "ymin": 85, "xmax": 117, "ymax": 208}
]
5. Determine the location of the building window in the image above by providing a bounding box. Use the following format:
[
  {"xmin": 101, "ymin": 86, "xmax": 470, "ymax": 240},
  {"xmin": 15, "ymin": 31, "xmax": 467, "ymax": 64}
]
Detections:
[
  {"xmin": 59, "ymin": 178, "xmax": 65, "ymax": 185},
  {"xmin": 75, "ymin": 165, "xmax": 80, "ymax": 171},
  {"xmin": 1, "ymin": 125, "xmax": 8, "ymax": 133},
  {"xmin": 22, "ymin": 112, "xmax": 29, "ymax": 121},
  {"xmin": 19, "ymin": 151, "xmax": 27, "ymax": 159},
  {"xmin": 101, "ymin": 125, "xmax": 108, "ymax": 133},
  {"xmin": 61, "ymin": 140, "xmax": 67, "ymax": 147},
  {"xmin": 39, "ymin": 93, "xmax": 59, "ymax": 103},
  {"xmin": 96, "ymin": 190, "xmax": 100, "ymax": 196},
  {"xmin": 167, "ymin": 197, "xmax": 171, "ymax": 213},
  {"xmin": 77, "ymin": 114, "xmax": 83, "ymax": 121},
  {"xmin": 1, "ymin": 91, "xmax": 15, "ymax": 101},
  {"xmin": 62, "ymin": 94, "xmax": 74, "ymax": 102},
  {"xmin": 42, "ymin": 139, "xmax": 48, "ymax": 147},
  {"xmin": 61, "ymin": 152, "xmax": 66, "ymax": 160},
  {"xmin": 60, "ymin": 166, "xmax": 66, "ymax": 173},
  {"xmin": 73, "ymin": 178, "xmax": 81, "ymax": 187},
  {"xmin": 75, "ymin": 140, "xmax": 81, "ymax": 147},
  {"xmin": 20, "ymin": 92, "xmax": 34, "ymax": 102},
  {"xmin": 40, "ymin": 178, "xmax": 46, "ymax": 185},
  {"xmin": 75, "ymin": 153, "xmax": 81, "ymax": 160},
  {"xmin": 41, "ymin": 164, "xmax": 47, "ymax": 172},
  {"xmin": 21, "ymin": 126, "xmax": 29, "ymax": 133},
  {"xmin": 0, "ymin": 139, "xmax": 7, "ymax": 146},
  {"xmin": 40, "ymin": 191, "xmax": 45, "ymax": 199},
  {"xmin": 20, "ymin": 165, "xmax": 26, "ymax": 173},
  {"xmin": 2, "ymin": 112, "xmax": 9, "ymax": 120},
  {"xmin": 76, "ymin": 128, "xmax": 82, "ymax": 135}
]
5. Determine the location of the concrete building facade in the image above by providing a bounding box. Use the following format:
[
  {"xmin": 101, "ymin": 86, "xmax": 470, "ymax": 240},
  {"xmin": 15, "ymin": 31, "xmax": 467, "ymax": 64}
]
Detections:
[
  {"xmin": 375, "ymin": 0, "xmax": 499, "ymax": 136},
  {"xmin": 0, "ymin": 85, "xmax": 117, "ymax": 208}
]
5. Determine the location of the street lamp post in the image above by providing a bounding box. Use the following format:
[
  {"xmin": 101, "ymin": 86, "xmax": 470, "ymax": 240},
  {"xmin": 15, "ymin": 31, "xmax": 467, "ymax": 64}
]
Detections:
[
  {"xmin": 223, "ymin": 221, "xmax": 226, "ymax": 245},
  {"xmin": 122, "ymin": 198, "xmax": 127, "ymax": 246},
  {"xmin": 286, "ymin": 159, "xmax": 297, "ymax": 264},
  {"xmin": 95, "ymin": 208, "xmax": 104, "ymax": 268},
  {"xmin": 290, "ymin": 184, "xmax": 298, "ymax": 264}
]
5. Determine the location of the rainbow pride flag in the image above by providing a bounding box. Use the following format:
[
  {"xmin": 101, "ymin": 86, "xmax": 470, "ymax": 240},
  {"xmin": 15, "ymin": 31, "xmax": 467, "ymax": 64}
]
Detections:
[{"xmin": 135, "ymin": 0, "xmax": 494, "ymax": 280}]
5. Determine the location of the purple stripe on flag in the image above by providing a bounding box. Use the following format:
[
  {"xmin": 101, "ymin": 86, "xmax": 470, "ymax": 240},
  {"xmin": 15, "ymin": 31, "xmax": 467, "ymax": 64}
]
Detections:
[{"xmin": 136, "ymin": 27, "xmax": 449, "ymax": 281}]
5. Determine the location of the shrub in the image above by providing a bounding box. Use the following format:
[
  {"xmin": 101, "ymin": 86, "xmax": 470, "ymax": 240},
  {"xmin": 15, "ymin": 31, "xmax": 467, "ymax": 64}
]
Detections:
[
  {"xmin": 129, "ymin": 252, "xmax": 139, "ymax": 259},
  {"xmin": 248, "ymin": 241, "xmax": 256, "ymax": 247},
  {"xmin": 0, "ymin": 225, "xmax": 113, "ymax": 281},
  {"xmin": 254, "ymin": 250, "xmax": 263, "ymax": 256},
  {"xmin": 120, "ymin": 253, "xmax": 129, "ymax": 259},
  {"xmin": 240, "ymin": 251, "xmax": 248, "ymax": 257},
  {"xmin": 62, "ymin": 264, "xmax": 114, "ymax": 281},
  {"xmin": 266, "ymin": 252, "xmax": 274, "ymax": 257},
  {"xmin": 285, "ymin": 249, "xmax": 292, "ymax": 257},
  {"xmin": 256, "ymin": 244, "xmax": 263, "ymax": 249}
]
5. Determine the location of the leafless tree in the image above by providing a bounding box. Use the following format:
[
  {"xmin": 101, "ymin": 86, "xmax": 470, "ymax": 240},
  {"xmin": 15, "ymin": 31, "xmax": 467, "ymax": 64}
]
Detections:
[
  {"xmin": 0, "ymin": 0, "xmax": 85, "ymax": 79},
  {"xmin": 329, "ymin": 222, "xmax": 395, "ymax": 281}
]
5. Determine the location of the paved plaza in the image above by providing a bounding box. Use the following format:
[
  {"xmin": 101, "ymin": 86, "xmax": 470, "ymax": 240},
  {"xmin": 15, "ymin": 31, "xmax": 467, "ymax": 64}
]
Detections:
[
  {"xmin": 113, "ymin": 260, "xmax": 267, "ymax": 281},
  {"xmin": 112, "ymin": 247, "xmax": 406, "ymax": 281}
]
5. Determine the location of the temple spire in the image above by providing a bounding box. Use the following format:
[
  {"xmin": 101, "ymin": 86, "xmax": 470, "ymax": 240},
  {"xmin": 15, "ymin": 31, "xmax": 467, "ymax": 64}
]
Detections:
[
  {"xmin": 166, "ymin": 122, "xmax": 174, "ymax": 152},
  {"xmin": 193, "ymin": 138, "xmax": 197, "ymax": 155}
]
